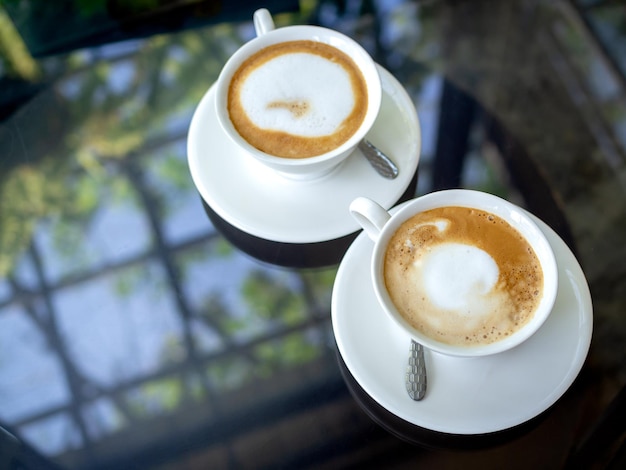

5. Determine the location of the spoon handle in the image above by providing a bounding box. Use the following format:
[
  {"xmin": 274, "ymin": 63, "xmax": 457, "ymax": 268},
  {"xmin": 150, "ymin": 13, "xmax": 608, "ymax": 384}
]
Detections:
[
  {"xmin": 358, "ymin": 140, "xmax": 399, "ymax": 179},
  {"xmin": 406, "ymin": 340, "xmax": 427, "ymax": 400}
]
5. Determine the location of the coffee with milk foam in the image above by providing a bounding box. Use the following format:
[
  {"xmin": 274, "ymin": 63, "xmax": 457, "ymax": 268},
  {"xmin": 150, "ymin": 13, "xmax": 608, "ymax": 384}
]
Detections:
[
  {"xmin": 384, "ymin": 206, "xmax": 544, "ymax": 347},
  {"xmin": 227, "ymin": 40, "xmax": 368, "ymax": 158}
]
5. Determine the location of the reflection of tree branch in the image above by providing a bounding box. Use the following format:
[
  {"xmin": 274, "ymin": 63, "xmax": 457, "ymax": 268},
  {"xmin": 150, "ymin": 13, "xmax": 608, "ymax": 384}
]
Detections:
[
  {"xmin": 195, "ymin": 293, "xmax": 259, "ymax": 366},
  {"xmin": 543, "ymin": 27, "xmax": 625, "ymax": 169},
  {"xmin": 565, "ymin": 0, "xmax": 626, "ymax": 97},
  {"xmin": 0, "ymin": 9, "xmax": 40, "ymax": 80},
  {"xmin": 298, "ymin": 271, "xmax": 334, "ymax": 317},
  {"xmin": 7, "ymin": 240, "xmax": 159, "ymax": 440},
  {"xmin": 145, "ymin": 45, "xmax": 168, "ymax": 110},
  {"xmin": 10, "ymin": 241, "xmax": 95, "ymax": 456},
  {"xmin": 0, "ymin": 230, "xmax": 220, "ymax": 312},
  {"xmin": 121, "ymin": 158, "xmax": 225, "ymax": 408},
  {"xmin": 10, "ymin": 313, "xmax": 329, "ymax": 429}
]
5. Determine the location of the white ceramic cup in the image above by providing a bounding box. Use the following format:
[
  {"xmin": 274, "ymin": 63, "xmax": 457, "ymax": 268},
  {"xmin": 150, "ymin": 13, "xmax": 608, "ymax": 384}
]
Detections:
[
  {"xmin": 214, "ymin": 8, "xmax": 382, "ymax": 180},
  {"xmin": 349, "ymin": 189, "xmax": 559, "ymax": 357}
]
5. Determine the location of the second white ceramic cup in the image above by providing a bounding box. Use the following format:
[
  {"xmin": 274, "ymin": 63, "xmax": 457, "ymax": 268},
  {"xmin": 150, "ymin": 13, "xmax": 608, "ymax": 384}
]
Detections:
[
  {"xmin": 350, "ymin": 189, "xmax": 559, "ymax": 357},
  {"xmin": 214, "ymin": 8, "xmax": 382, "ymax": 180}
]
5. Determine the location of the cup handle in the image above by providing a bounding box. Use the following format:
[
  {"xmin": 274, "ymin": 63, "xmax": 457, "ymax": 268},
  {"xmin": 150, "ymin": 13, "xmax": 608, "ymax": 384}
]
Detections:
[
  {"xmin": 350, "ymin": 197, "xmax": 391, "ymax": 242},
  {"xmin": 253, "ymin": 8, "xmax": 275, "ymax": 36}
]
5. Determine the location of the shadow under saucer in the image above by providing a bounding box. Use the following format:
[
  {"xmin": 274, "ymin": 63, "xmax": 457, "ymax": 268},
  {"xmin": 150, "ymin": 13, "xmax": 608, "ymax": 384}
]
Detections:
[
  {"xmin": 202, "ymin": 170, "xmax": 418, "ymax": 269},
  {"xmin": 336, "ymin": 350, "xmax": 554, "ymax": 450}
]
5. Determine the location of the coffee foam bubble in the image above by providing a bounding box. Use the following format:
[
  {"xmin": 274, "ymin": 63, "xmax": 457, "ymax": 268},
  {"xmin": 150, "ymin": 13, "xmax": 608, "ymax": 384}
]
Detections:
[{"xmin": 239, "ymin": 53, "xmax": 355, "ymax": 137}]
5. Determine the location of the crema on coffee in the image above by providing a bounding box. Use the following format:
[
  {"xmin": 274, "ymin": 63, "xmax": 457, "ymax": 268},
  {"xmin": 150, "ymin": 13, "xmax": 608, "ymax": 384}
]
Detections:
[
  {"xmin": 227, "ymin": 40, "xmax": 368, "ymax": 158},
  {"xmin": 384, "ymin": 206, "xmax": 544, "ymax": 347}
]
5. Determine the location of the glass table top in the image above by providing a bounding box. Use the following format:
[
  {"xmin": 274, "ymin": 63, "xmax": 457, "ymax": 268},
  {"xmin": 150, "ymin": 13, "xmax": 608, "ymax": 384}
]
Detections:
[{"xmin": 1, "ymin": 0, "xmax": 625, "ymax": 468}]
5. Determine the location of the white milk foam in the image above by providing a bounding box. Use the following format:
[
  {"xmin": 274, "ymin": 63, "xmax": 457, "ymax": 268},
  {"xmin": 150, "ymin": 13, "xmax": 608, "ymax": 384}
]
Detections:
[
  {"xmin": 239, "ymin": 53, "xmax": 355, "ymax": 137},
  {"xmin": 420, "ymin": 243, "xmax": 499, "ymax": 313}
]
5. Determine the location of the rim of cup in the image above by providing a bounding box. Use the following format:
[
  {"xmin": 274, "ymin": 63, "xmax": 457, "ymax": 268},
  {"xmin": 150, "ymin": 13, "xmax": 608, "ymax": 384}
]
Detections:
[
  {"xmin": 366, "ymin": 190, "xmax": 559, "ymax": 357},
  {"xmin": 214, "ymin": 24, "xmax": 382, "ymax": 173}
]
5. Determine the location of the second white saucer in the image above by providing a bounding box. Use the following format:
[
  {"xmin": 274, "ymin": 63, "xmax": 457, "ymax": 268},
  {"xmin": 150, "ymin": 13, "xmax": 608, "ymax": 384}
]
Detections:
[
  {"xmin": 332, "ymin": 205, "xmax": 593, "ymax": 435},
  {"xmin": 187, "ymin": 66, "xmax": 421, "ymax": 244}
]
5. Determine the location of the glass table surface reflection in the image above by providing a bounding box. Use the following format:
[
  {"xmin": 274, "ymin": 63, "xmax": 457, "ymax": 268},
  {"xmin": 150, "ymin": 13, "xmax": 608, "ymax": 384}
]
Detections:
[{"xmin": 0, "ymin": 1, "xmax": 625, "ymax": 469}]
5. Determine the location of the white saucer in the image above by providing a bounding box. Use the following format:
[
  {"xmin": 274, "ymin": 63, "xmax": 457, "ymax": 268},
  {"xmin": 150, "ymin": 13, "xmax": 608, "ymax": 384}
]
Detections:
[
  {"xmin": 187, "ymin": 66, "xmax": 420, "ymax": 243},
  {"xmin": 331, "ymin": 206, "xmax": 593, "ymax": 435}
]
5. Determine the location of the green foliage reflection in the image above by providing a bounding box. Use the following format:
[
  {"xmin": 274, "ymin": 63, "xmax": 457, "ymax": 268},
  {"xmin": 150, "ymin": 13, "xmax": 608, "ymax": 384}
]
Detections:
[
  {"xmin": 0, "ymin": 15, "xmax": 242, "ymax": 277},
  {"xmin": 242, "ymin": 270, "xmax": 305, "ymax": 325},
  {"xmin": 253, "ymin": 331, "xmax": 320, "ymax": 379}
]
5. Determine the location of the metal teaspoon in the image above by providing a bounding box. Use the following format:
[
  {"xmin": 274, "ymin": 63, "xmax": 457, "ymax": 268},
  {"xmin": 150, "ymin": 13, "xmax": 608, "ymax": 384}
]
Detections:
[
  {"xmin": 406, "ymin": 340, "xmax": 427, "ymax": 400},
  {"xmin": 358, "ymin": 139, "xmax": 399, "ymax": 179}
]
